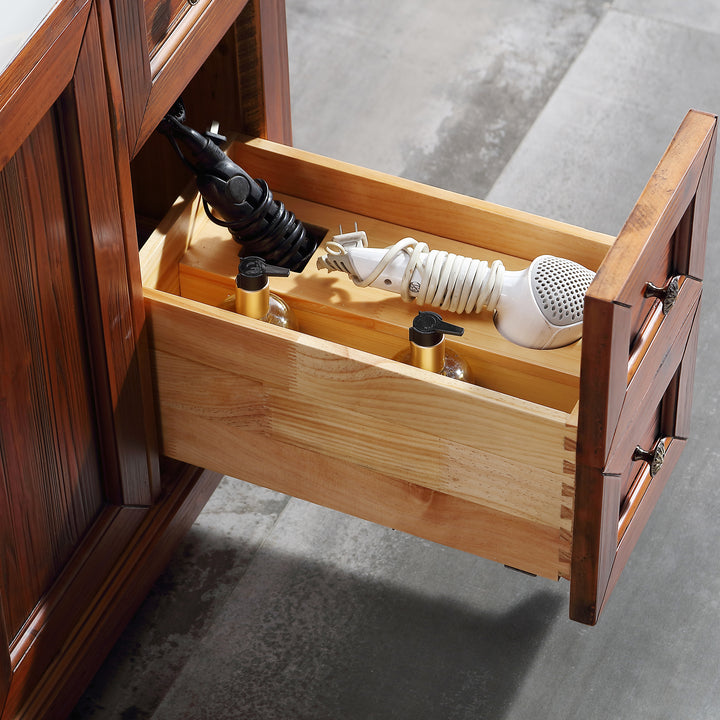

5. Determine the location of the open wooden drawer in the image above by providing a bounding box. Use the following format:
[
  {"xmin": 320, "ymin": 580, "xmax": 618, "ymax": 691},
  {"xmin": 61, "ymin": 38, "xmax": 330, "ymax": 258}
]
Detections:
[{"xmin": 140, "ymin": 109, "xmax": 716, "ymax": 625}]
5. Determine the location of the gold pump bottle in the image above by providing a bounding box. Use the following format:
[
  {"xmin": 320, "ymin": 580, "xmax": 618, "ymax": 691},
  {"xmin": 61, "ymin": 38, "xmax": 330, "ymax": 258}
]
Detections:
[
  {"xmin": 394, "ymin": 311, "xmax": 471, "ymax": 382},
  {"xmin": 235, "ymin": 256, "xmax": 298, "ymax": 330}
]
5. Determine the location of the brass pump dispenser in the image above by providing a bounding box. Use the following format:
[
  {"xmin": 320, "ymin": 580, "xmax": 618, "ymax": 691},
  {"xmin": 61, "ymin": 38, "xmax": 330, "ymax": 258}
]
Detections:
[
  {"xmin": 395, "ymin": 311, "xmax": 471, "ymax": 381},
  {"xmin": 235, "ymin": 256, "xmax": 298, "ymax": 330}
]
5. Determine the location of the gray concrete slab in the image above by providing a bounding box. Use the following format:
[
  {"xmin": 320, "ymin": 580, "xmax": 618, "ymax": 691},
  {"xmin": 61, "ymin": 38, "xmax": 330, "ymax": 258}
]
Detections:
[
  {"xmin": 148, "ymin": 499, "xmax": 566, "ymax": 720},
  {"xmin": 613, "ymin": 0, "xmax": 720, "ymax": 35},
  {"xmin": 288, "ymin": 0, "xmax": 607, "ymax": 197},
  {"xmin": 482, "ymin": 9, "xmax": 720, "ymax": 716},
  {"xmin": 71, "ymin": 479, "xmax": 290, "ymax": 718},
  {"xmin": 486, "ymin": 8, "xmax": 720, "ymax": 235}
]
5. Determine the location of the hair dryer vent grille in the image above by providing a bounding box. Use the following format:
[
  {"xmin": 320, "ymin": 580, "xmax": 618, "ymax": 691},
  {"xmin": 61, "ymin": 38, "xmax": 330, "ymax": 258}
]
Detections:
[{"xmin": 532, "ymin": 256, "xmax": 595, "ymax": 327}]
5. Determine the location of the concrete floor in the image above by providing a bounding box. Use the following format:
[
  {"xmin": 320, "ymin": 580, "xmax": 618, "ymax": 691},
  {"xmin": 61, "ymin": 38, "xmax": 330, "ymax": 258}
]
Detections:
[{"xmin": 72, "ymin": 1, "xmax": 720, "ymax": 718}]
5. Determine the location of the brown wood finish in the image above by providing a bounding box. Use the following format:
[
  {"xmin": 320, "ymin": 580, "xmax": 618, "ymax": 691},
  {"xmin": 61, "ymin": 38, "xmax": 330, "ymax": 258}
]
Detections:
[
  {"xmin": 0, "ymin": 0, "xmax": 90, "ymax": 169},
  {"xmin": 2, "ymin": 5, "xmax": 715, "ymax": 719},
  {"xmin": 607, "ymin": 277, "xmax": 701, "ymax": 475},
  {"xmin": 0, "ymin": 244, "xmax": 11, "ymax": 715},
  {"xmin": 0, "ymin": 3, "xmax": 157, "ymax": 713},
  {"xmin": 1, "ymin": 0, "xmax": 293, "ymax": 715},
  {"xmin": 0, "ymin": 607, "xmax": 8, "ymax": 717},
  {"xmin": 128, "ymin": 1, "xmax": 292, "ymax": 238},
  {"xmin": 112, "ymin": 0, "xmax": 251, "ymax": 155},
  {"xmin": 0, "ymin": 112, "xmax": 104, "ymax": 636},
  {"xmin": 665, "ymin": 300, "xmax": 703, "ymax": 440},
  {"xmin": 235, "ymin": 0, "xmax": 293, "ymax": 143},
  {"xmin": 108, "ymin": 0, "xmax": 151, "ymax": 148},
  {"xmin": 60, "ymin": 4, "xmax": 156, "ymax": 505},
  {"xmin": 97, "ymin": 0, "xmax": 162, "ymax": 495},
  {"xmin": 145, "ymin": 0, "xmax": 191, "ymax": 53},
  {"xmin": 571, "ymin": 110, "xmax": 717, "ymax": 625},
  {"xmin": 0, "ymin": 612, "xmax": 7, "ymax": 717},
  {"xmin": 12, "ymin": 466, "xmax": 222, "ymax": 720},
  {"xmin": 5, "ymin": 509, "xmax": 145, "ymax": 718}
]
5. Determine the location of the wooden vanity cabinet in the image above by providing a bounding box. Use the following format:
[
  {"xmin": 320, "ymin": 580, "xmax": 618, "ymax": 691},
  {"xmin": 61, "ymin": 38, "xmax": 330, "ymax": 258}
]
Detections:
[
  {"xmin": 0, "ymin": 0, "xmax": 286, "ymax": 717},
  {"xmin": 112, "ymin": 0, "xmax": 292, "ymax": 155},
  {"xmin": 0, "ymin": 0, "xmax": 715, "ymax": 716},
  {"xmin": 1, "ymin": 3, "xmax": 157, "ymax": 716}
]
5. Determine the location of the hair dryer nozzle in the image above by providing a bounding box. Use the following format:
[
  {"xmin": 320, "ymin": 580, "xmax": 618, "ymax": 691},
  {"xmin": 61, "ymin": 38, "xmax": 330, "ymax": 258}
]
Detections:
[{"xmin": 494, "ymin": 255, "xmax": 595, "ymax": 349}]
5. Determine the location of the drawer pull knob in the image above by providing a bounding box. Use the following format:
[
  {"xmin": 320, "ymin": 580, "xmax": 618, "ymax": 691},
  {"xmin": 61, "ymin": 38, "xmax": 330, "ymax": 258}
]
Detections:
[
  {"xmin": 644, "ymin": 276, "xmax": 680, "ymax": 315},
  {"xmin": 632, "ymin": 440, "xmax": 666, "ymax": 478}
]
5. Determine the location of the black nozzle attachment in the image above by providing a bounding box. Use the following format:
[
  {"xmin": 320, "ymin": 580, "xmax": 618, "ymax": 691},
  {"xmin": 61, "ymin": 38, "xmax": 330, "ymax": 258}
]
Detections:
[
  {"xmin": 409, "ymin": 311, "xmax": 464, "ymax": 347},
  {"xmin": 158, "ymin": 99, "xmax": 317, "ymax": 271},
  {"xmin": 236, "ymin": 256, "xmax": 290, "ymax": 291}
]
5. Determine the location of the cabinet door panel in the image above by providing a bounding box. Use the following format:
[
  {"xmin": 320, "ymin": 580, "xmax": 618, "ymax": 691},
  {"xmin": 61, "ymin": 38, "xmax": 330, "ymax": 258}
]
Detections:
[
  {"xmin": 0, "ymin": 111, "xmax": 104, "ymax": 639},
  {"xmin": 1, "ymin": 4, "xmax": 158, "ymax": 715},
  {"xmin": 60, "ymin": 5, "xmax": 158, "ymax": 505}
]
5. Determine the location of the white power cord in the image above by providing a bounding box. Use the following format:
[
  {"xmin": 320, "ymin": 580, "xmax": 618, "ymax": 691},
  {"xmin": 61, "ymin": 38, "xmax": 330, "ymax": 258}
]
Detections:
[
  {"xmin": 320, "ymin": 232, "xmax": 505, "ymax": 312},
  {"xmin": 317, "ymin": 229, "xmax": 596, "ymax": 349}
]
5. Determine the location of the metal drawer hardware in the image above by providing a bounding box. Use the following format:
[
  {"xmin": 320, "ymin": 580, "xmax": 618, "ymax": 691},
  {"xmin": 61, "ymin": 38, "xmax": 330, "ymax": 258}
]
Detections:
[
  {"xmin": 644, "ymin": 276, "xmax": 680, "ymax": 315},
  {"xmin": 632, "ymin": 440, "xmax": 667, "ymax": 478}
]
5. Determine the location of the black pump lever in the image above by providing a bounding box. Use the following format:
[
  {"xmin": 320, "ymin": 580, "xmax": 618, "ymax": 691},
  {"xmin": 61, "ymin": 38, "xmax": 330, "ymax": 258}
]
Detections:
[
  {"xmin": 236, "ymin": 256, "xmax": 291, "ymax": 291},
  {"xmin": 409, "ymin": 311, "xmax": 465, "ymax": 347}
]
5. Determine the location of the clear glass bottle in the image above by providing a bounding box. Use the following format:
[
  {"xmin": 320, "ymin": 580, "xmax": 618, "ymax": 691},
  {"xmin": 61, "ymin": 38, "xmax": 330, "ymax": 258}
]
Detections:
[
  {"xmin": 234, "ymin": 256, "xmax": 298, "ymax": 330},
  {"xmin": 394, "ymin": 311, "xmax": 471, "ymax": 382}
]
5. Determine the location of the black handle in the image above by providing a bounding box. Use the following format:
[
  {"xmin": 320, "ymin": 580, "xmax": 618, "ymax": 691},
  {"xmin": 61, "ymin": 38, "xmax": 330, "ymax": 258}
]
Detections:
[
  {"xmin": 236, "ymin": 256, "xmax": 291, "ymax": 291},
  {"xmin": 409, "ymin": 311, "xmax": 464, "ymax": 346}
]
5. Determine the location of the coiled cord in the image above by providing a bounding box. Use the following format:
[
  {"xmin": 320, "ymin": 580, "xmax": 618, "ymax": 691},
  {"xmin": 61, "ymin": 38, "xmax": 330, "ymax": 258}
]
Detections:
[
  {"xmin": 203, "ymin": 180, "xmax": 312, "ymax": 271},
  {"xmin": 342, "ymin": 237, "xmax": 506, "ymax": 314}
]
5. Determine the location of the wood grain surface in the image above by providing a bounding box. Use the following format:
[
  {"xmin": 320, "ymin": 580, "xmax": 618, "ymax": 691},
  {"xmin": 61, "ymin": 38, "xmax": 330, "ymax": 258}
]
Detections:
[
  {"xmin": 0, "ymin": 0, "xmax": 90, "ymax": 169},
  {"xmin": 145, "ymin": 289, "xmax": 573, "ymax": 579},
  {"xmin": 1, "ymin": 0, "xmax": 294, "ymax": 713},
  {"xmin": 571, "ymin": 110, "xmax": 716, "ymax": 625},
  {"xmin": 139, "ymin": 140, "xmax": 594, "ymax": 580}
]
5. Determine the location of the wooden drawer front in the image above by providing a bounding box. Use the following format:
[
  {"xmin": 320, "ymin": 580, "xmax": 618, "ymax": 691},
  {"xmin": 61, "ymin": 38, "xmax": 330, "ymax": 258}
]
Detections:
[
  {"xmin": 111, "ymin": 0, "xmax": 266, "ymax": 155},
  {"xmin": 571, "ymin": 110, "xmax": 717, "ymax": 625},
  {"xmin": 145, "ymin": 0, "xmax": 192, "ymax": 57},
  {"xmin": 141, "ymin": 111, "xmax": 714, "ymax": 624}
]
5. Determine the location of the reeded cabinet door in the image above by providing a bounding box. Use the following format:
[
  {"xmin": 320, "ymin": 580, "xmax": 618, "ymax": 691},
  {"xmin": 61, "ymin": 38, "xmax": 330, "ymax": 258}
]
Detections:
[{"xmin": 0, "ymin": 3, "xmax": 158, "ymax": 716}]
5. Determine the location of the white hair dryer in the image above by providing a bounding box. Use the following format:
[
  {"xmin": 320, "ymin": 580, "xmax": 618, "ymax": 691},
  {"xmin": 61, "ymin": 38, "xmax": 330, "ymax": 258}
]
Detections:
[{"xmin": 317, "ymin": 230, "xmax": 595, "ymax": 350}]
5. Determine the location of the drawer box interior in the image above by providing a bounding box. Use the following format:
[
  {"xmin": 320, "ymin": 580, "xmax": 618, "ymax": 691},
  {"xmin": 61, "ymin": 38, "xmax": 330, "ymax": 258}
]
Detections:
[{"xmin": 140, "ymin": 110, "xmax": 715, "ymax": 624}]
